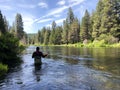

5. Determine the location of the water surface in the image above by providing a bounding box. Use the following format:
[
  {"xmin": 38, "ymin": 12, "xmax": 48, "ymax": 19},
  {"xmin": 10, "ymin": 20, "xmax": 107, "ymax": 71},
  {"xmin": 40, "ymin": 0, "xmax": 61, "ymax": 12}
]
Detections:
[{"xmin": 0, "ymin": 46, "xmax": 120, "ymax": 90}]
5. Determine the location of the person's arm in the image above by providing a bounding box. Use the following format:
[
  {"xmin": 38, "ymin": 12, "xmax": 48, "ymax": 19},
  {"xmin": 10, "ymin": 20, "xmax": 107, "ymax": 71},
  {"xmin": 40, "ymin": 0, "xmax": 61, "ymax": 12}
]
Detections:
[
  {"xmin": 32, "ymin": 52, "xmax": 35, "ymax": 58},
  {"xmin": 41, "ymin": 52, "xmax": 48, "ymax": 58}
]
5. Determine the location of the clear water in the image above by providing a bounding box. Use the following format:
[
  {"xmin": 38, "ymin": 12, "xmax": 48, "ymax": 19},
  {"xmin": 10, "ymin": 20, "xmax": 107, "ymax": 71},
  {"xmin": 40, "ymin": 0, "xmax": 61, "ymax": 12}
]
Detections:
[{"xmin": 0, "ymin": 46, "xmax": 120, "ymax": 90}]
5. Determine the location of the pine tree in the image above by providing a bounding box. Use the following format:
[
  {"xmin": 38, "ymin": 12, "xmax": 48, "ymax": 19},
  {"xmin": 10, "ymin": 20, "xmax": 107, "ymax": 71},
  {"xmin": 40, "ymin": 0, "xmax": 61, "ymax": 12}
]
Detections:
[
  {"xmin": 49, "ymin": 21, "xmax": 56, "ymax": 44},
  {"xmin": 80, "ymin": 10, "xmax": 91, "ymax": 42},
  {"xmin": 54, "ymin": 26, "xmax": 63, "ymax": 45},
  {"xmin": 69, "ymin": 17, "xmax": 80, "ymax": 43},
  {"xmin": 109, "ymin": 0, "xmax": 120, "ymax": 40},
  {"xmin": 0, "ymin": 11, "xmax": 6, "ymax": 34},
  {"xmin": 92, "ymin": 0, "xmax": 103, "ymax": 39},
  {"xmin": 66, "ymin": 7, "xmax": 76, "ymax": 43},
  {"xmin": 44, "ymin": 28, "xmax": 51, "ymax": 45},
  {"xmin": 3, "ymin": 16, "xmax": 9, "ymax": 32},
  {"xmin": 40, "ymin": 27, "xmax": 46, "ymax": 44},
  {"xmin": 9, "ymin": 23, "xmax": 16, "ymax": 35},
  {"xmin": 52, "ymin": 21, "xmax": 56, "ymax": 31},
  {"xmin": 15, "ymin": 13, "xmax": 24, "ymax": 40},
  {"xmin": 100, "ymin": 0, "xmax": 120, "ymax": 42},
  {"xmin": 66, "ymin": 7, "xmax": 75, "ymax": 24},
  {"xmin": 37, "ymin": 30, "xmax": 41, "ymax": 44},
  {"xmin": 62, "ymin": 20, "xmax": 69, "ymax": 44}
]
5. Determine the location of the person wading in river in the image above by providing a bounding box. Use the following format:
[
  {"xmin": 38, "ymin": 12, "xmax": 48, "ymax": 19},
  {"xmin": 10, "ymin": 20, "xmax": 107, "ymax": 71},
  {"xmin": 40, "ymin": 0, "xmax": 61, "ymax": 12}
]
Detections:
[{"xmin": 32, "ymin": 47, "xmax": 48, "ymax": 66}]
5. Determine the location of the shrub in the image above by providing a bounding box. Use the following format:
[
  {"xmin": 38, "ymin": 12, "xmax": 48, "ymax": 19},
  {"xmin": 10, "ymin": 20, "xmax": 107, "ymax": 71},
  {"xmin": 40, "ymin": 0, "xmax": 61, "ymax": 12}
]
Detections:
[
  {"xmin": 0, "ymin": 33, "xmax": 23, "ymax": 67},
  {"xmin": 92, "ymin": 40, "xmax": 106, "ymax": 47},
  {"xmin": 98, "ymin": 34, "xmax": 119, "ymax": 44},
  {"xmin": 0, "ymin": 63, "xmax": 8, "ymax": 77}
]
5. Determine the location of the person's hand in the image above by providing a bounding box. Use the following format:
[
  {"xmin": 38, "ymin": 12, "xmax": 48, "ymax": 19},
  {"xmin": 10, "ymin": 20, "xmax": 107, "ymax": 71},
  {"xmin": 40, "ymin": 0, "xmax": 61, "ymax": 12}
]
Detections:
[{"xmin": 45, "ymin": 54, "xmax": 48, "ymax": 56}]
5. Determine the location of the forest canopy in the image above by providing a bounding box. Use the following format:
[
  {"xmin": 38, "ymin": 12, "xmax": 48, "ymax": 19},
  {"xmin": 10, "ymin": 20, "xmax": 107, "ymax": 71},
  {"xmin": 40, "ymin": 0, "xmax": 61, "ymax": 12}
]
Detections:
[{"xmin": 28, "ymin": 0, "xmax": 120, "ymax": 45}]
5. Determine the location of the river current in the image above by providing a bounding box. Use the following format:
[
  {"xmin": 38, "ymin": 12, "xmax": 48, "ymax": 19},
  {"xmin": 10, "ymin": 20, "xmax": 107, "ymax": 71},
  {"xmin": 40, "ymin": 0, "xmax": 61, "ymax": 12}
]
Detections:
[{"xmin": 0, "ymin": 46, "xmax": 120, "ymax": 90}]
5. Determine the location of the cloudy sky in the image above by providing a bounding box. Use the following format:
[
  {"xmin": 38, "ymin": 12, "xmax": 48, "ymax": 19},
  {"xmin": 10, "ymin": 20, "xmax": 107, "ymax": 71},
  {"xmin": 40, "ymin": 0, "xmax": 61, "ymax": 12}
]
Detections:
[{"xmin": 0, "ymin": 0, "xmax": 98, "ymax": 33}]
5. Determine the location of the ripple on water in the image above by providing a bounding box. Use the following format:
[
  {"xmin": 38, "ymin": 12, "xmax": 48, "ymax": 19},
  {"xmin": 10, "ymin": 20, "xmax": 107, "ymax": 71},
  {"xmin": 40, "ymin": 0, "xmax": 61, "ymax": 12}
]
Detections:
[{"xmin": 0, "ymin": 46, "xmax": 120, "ymax": 90}]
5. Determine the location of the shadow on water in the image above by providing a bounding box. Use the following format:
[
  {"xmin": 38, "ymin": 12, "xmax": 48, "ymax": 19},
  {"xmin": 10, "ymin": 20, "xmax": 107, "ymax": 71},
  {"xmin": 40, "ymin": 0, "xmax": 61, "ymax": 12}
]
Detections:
[{"xmin": 0, "ymin": 46, "xmax": 120, "ymax": 90}]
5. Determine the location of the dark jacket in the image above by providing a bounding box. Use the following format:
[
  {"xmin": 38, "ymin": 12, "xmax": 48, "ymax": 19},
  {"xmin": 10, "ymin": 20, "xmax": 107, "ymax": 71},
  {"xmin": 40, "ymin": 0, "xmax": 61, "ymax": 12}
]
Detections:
[
  {"xmin": 32, "ymin": 51, "xmax": 46, "ymax": 58},
  {"xmin": 32, "ymin": 51, "xmax": 46, "ymax": 65}
]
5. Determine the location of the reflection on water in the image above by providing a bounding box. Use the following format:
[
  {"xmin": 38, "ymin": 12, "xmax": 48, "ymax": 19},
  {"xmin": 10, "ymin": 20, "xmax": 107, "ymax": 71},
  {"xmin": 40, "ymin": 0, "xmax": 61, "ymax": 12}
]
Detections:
[
  {"xmin": 44, "ymin": 46, "xmax": 120, "ymax": 76},
  {"xmin": 0, "ymin": 46, "xmax": 120, "ymax": 90}
]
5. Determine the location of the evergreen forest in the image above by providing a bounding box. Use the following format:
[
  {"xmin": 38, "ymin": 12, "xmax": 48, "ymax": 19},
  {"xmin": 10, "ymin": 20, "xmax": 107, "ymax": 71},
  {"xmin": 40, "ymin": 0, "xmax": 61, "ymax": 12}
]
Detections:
[{"xmin": 28, "ymin": 0, "xmax": 120, "ymax": 47}]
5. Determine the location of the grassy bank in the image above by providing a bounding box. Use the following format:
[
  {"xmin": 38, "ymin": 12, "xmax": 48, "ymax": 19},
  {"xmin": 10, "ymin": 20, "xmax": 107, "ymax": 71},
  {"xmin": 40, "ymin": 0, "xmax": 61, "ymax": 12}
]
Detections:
[
  {"xmin": 61, "ymin": 43, "xmax": 120, "ymax": 48},
  {"xmin": 0, "ymin": 63, "xmax": 8, "ymax": 77},
  {"xmin": 34, "ymin": 41, "xmax": 120, "ymax": 48}
]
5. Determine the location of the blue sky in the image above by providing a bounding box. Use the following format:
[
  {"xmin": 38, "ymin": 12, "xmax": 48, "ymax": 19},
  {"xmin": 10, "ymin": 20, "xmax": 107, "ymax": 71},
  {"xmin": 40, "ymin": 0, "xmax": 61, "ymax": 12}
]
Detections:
[{"xmin": 0, "ymin": 0, "xmax": 99, "ymax": 33}]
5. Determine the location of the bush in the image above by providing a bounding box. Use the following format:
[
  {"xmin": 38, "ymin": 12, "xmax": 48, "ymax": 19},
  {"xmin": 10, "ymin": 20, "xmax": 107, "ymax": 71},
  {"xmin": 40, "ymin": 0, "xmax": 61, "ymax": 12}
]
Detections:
[
  {"xmin": 0, "ymin": 33, "xmax": 23, "ymax": 67},
  {"xmin": 98, "ymin": 34, "xmax": 119, "ymax": 44},
  {"xmin": 92, "ymin": 40, "xmax": 106, "ymax": 47},
  {"xmin": 0, "ymin": 63, "xmax": 8, "ymax": 77}
]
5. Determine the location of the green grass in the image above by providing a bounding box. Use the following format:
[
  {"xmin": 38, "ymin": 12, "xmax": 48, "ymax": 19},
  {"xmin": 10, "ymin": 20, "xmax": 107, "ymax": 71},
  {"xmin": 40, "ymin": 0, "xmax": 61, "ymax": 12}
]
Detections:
[
  {"xmin": 0, "ymin": 63, "xmax": 8, "ymax": 77},
  {"xmin": 111, "ymin": 43, "xmax": 120, "ymax": 47},
  {"xmin": 31, "ymin": 41, "xmax": 120, "ymax": 48}
]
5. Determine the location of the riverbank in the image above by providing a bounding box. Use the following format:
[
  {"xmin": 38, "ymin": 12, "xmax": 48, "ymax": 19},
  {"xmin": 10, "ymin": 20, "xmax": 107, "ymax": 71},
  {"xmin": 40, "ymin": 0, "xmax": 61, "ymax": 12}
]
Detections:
[
  {"xmin": 63, "ymin": 42, "xmax": 120, "ymax": 48},
  {"xmin": 34, "ymin": 41, "xmax": 120, "ymax": 48}
]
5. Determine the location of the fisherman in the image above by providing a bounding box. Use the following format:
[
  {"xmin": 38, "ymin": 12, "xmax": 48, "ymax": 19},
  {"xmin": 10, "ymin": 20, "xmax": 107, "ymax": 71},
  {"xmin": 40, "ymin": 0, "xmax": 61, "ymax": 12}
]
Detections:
[{"xmin": 32, "ymin": 47, "xmax": 47, "ymax": 66}]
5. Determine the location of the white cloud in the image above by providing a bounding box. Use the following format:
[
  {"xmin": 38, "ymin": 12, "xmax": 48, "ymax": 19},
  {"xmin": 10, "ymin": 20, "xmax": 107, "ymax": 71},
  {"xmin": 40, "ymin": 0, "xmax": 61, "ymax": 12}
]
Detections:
[
  {"xmin": 22, "ymin": 14, "xmax": 35, "ymax": 33},
  {"xmin": 54, "ymin": 14, "xmax": 61, "ymax": 18},
  {"xmin": 46, "ymin": 24, "xmax": 51, "ymax": 28},
  {"xmin": 0, "ymin": 5, "xmax": 12, "ymax": 10},
  {"xmin": 37, "ymin": 18, "xmax": 53, "ymax": 23},
  {"xmin": 23, "ymin": 17, "xmax": 34, "ymax": 26},
  {"xmin": 34, "ymin": 6, "xmax": 68, "ymax": 23},
  {"xmin": 47, "ymin": 6, "xmax": 68, "ymax": 16},
  {"xmin": 46, "ymin": 18, "xmax": 65, "ymax": 28},
  {"xmin": 55, "ymin": 18, "xmax": 66, "ymax": 24},
  {"xmin": 68, "ymin": 0, "xmax": 85, "ymax": 7},
  {"xmin": 35, "ymin": 0, "xmax": 85, "ymax": 23},
  {"xmin": 40, "ymin": 0, "xmax": 85, "ymax": 18},
  {"xmin": 57, "ymin": 0, "xmax": 65, "ymax": 6},
  {"xmin": 38, "ymin": 2, "xmax": 48, "ymax": 8},
  {"xmin": 35, "ymin": 0, "xmax": 84, "ymax": 24},
  {"xmin": 69, "ymin": 0, "xmax": 83, "ymax": 3},
  {"xmin": 18, "ymin": 4, "xmax": 36, "ymax": 9},
  {"xmin": 45, "ymin": 18, "xmax": 65, "ymax": 28}
]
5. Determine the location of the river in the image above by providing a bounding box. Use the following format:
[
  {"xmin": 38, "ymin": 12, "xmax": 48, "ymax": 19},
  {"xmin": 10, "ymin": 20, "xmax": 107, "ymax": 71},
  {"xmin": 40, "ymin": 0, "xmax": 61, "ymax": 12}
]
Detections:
[{"xmin": 0, "ymin": 46, "xmax": 120, "ymax": 90}]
